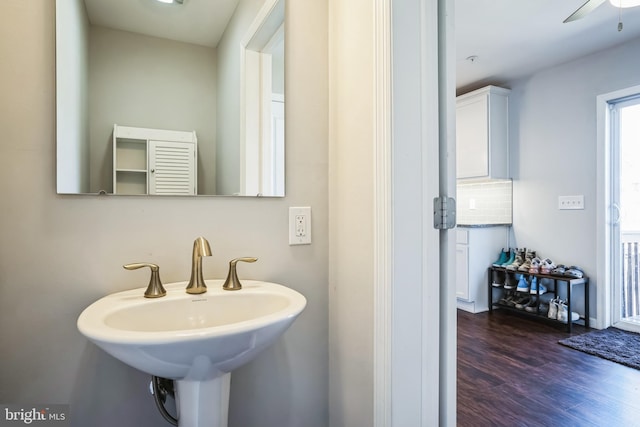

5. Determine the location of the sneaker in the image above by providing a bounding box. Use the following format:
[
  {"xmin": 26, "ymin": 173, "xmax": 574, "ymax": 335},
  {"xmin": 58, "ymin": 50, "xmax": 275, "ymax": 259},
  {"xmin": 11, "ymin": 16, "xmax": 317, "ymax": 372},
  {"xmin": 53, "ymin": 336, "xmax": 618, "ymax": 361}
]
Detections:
[
  {"xmin": 528, "ymin": 257, "xmax": 542, "ymax": 274},
  {"xmin": 492, "ymin": 249, "xmax": 509, "ymax": 267},
  {"xmin": 501, "ymin": 249, "xmax": 516, "ymax": 267},
  {"xmin": 515, "ymin": 297, "xmax": 532, "ymax": 310},
  {"xmin": 540, "ymin": 258, "xmax": 556, "ymax": 274},
  {"xmin": 518, "ymin": 249, "xmax": 537, "ymax": 272},
  {"xmin": 492, "ymin": 269, "xmax": 505, "ymax": 288},
  {"xmin": 504, "ymin": 272, "xmax": 518, "ymax": 290},
  {"xmin": 548, "ymin": 298, "xmax": 559, "ymax": 319},
  {"xmin": 506, "ymin": 248, "xmax": 526, "ymax": 271},
  {"xmin": 529, "ymin": 277, "xmax": 548, "ymax": 295},
  {"xmin": 557, "ymin": 300, "xmax": 568, "ymax": 322},
  {"xmin": 551, "ymin": 264, "xmax": 567, "ymax": 276},
  {"xmin": 522, "ymin": 299, "xmax": 538, "ymax": 312},
  {"xmin": 557, "ymin": 305, "xmax": 580, "ymax": 323},
  {"xmin": 502, "ymin": 295, "xmax": 519, "ymax": 307},
  {"xmin": 563, "ymin": 266, "xmax": 584, "ymax": 279},
  {"xmin": 516, "ymin": 275, "xmax": 529, "ymax": 292},
  {"xmin": 526, "ymin": 301, "xmax": 548, "ymax": 314},
  {"xmin": 498, "ymin": 296, "xmax": 511, "ymax": 306}
]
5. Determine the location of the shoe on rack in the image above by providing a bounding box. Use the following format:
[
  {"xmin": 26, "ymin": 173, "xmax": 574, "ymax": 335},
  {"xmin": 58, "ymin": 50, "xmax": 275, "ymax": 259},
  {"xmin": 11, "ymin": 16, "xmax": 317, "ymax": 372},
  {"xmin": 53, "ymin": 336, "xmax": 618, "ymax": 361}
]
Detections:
[
  {"xmin": 557, "ymin": 300, "xmax": 568, "ymax": 322},
  {"xmin": 563, "ymin": 266, "xmax": 584, "ymax": 279},
  {"xmin": 516, "ymin": 275, "xmax": 529, "ymax": 293},
  {"xmin": 526, "ymin": 301, "xmax": 548, "ymax": 314},
  {"xmin": 518, "ymin": 249, "xmax": 537, "ymax": 272},
  {"xmin": 548, "ymin": 298, "xmax": 559, "ymax": 319},
  {"xmin": 551, "ymin": 264, "xmax": 567, "ymax": 276},
  {"xmin": 529, "ymin": 257, "xmax": 542, "ymax": 274},
  {"xmin": 529, "ymin": 277, "xmax": 548, "ymax": 295},
  {"xmin": 540, "ymin": 258, "xmax": 556, "ymax": 275},
  {"xmin": 501, "ymin": 249, "xmax": 516, "ymax": 267},
  {"xmin": 522, "ymin": 299, "xmax": 538, "ymax": 312},
  {"xmin": 492, "ymin": 269, "xmax": 505, "ymax": 288},
  {"xmin": 492, "ymin": 249, "xmax": 509, "ymax": 267},
  {"xmin": 506, "ymin": 248, "xmax": 526, "ymax": 271},
  {"xmin": 515, "ymin": 297, "xmax": 532, "ymax": 310},
  {"xmin": 504, "ymin": 272, "xmax": 518, "ymax": 290},
  {"xmin": 502, "ymin": 295, "xmax": 518, "ymax": 307},
  {"xmin": 557, "ymin": 303, "xmax": 580, "ymax": 323}
]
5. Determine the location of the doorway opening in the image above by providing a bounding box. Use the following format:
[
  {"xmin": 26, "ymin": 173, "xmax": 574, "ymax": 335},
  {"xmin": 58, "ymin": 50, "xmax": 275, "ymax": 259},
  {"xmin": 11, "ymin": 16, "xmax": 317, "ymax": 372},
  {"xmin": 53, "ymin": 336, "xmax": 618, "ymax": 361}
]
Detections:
[
  {"xmin": 612, "ymin": 96, "xmax": 640, "ymax": 330},
  {"xmin": 599, "ymin": 86, "xmax": 640, "ymax": 332}
]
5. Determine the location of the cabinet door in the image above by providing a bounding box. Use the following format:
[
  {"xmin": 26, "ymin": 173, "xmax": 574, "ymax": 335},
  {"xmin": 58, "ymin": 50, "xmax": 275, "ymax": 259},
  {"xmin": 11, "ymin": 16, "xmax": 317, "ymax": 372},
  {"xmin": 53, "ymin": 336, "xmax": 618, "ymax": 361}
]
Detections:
[
  {"xmin": 456, "ymin": 95, "xmax": 489, "ymax": 179},
  {"xmin": 148, "ymin": 141, "xmax": 196, "ymax": 195},
  {"xmin": 456, "ymin": 244, "xmax": 470, "ymax": 300}
]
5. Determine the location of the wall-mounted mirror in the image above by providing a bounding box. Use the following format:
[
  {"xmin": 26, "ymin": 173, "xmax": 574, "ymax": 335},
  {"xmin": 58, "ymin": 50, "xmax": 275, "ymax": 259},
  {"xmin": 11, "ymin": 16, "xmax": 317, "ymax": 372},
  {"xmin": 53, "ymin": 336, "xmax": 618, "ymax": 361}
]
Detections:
[{"xmin": 56, "ymin": 0, "xmax": 285, "ymax": 196}]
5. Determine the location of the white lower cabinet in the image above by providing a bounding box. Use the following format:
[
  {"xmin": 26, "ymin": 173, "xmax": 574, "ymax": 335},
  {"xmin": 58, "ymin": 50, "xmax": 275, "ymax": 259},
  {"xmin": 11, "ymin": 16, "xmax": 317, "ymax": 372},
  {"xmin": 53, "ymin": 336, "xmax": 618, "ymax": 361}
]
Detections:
[
  {"xmin": 456, "ymin": 244, "xmax": 470, "ymax": 300},
  {"xmin": 456, "ymin": 226, "xmax": 509, "ymax": 313},
  {"xmin": 113, "ymin": 125, "xmax": 198, "ymax": 195}
]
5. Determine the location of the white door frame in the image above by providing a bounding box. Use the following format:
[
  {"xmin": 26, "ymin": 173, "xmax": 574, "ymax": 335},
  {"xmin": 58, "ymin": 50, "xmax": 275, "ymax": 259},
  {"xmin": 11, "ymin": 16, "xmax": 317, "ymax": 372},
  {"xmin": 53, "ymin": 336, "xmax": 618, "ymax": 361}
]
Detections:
[
  {"xmin": 596, "ymin": 84, "xmax": 640, "ymax": 330},
  {"xmin": 373, "ymin": 0, "xmax": 456, "ymax": 425},
  {"xmin": 239, "ymin": 0, "xmax": 284, "ymax": 196}
]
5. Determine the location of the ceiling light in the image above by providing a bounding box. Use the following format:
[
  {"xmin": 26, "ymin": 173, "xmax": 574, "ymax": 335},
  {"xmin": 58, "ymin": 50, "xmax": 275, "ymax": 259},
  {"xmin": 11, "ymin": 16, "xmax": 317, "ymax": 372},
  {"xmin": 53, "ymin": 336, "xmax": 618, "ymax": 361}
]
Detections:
[
  {"xmin": 609, "ymin": 0, "xmax": 640, "ymax": 8},
  {"xmin": 155, "ymin": 0, "xmax": 183, "ymax": 4}
]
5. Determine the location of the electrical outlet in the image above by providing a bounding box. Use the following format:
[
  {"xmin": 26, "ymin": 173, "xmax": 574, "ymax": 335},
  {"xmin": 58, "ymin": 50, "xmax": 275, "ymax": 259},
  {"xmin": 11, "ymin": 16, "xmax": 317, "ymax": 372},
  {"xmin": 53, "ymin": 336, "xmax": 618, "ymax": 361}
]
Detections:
[
  {"xmin": 289, "ymin": 207, "xmax": 311, "ymax": 245},
  {"xmin": 558, "ymin": 195, "xmax": 584, "ymax": 210}
]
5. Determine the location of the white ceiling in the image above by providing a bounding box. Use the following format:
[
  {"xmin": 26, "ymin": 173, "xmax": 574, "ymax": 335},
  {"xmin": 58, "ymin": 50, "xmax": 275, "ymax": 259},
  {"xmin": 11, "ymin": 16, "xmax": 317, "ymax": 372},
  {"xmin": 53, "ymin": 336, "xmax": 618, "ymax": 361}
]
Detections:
[
  {"xmin": 84, "ymin": 1, "xmax": 640, "ymax": 92},
  {"xmin": 456, "ymin": 0, "xmax": 640, "ymax": 93},
  {"xmin": 83, "ymin": 0, "xmax": 240, "ymax": 47}
]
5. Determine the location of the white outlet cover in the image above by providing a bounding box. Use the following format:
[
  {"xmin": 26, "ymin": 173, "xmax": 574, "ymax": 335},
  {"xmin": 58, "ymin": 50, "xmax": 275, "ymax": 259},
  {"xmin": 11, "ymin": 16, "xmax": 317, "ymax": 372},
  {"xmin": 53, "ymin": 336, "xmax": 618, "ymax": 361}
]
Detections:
[{"xmin": 289, "ymin": 207, "xmax": 311, "ymax": 245}]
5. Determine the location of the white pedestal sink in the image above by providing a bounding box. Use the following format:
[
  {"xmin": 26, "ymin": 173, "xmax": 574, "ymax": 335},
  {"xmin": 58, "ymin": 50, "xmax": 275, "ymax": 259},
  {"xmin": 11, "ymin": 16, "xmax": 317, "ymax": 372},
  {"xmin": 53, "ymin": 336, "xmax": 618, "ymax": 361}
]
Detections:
[{"xmin": 77, "ymin": 280, "xmax": 306, "ymax": 427}]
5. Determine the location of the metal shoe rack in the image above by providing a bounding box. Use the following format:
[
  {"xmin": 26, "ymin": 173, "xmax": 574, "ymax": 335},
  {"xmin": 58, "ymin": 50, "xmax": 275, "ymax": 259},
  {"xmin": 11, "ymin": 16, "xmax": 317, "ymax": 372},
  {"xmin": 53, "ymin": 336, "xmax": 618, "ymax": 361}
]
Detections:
[{"xmin": 487, "ymin": 266, "xmax": 590, "ymax": 333}]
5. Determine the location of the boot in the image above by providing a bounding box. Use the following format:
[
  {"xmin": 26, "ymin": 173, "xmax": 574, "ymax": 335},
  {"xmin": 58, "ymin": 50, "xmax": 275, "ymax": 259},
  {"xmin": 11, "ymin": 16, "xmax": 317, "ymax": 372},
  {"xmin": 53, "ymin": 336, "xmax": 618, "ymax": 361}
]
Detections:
[
  {"xmin": 518, "ymin": 249, "xmax": 537, "ymax": 272},
  {"xmin": 501, "ymin": 249, "xmax": 515, "ymax": 267},
  {"xmin": 491, "ymin": 269, "xmax": 505, "ymax": 288},
  {"xmin": 492, "ymin": 248, "xmax": 509, "ymax": 267},
  {"xmin": 506, "ymin": 248, "xmax": 526, "ymax": 271}
]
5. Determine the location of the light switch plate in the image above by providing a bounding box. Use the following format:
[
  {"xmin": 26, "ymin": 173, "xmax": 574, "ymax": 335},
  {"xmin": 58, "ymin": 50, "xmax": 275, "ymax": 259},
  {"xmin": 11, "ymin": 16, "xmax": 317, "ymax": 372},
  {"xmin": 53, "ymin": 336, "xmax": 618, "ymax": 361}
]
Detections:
[{"xmin": 558, "ymin": 195, "xmax": 584, "ymax": 210}]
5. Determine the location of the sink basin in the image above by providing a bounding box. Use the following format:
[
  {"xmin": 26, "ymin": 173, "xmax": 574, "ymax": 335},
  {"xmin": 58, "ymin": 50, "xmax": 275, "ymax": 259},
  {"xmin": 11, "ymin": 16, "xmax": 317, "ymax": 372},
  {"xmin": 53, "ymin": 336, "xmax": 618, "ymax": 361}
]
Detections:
[
  {"xmin": 78, "ymin": 280, "xmax": 306, "ymax": 379},
  {"xmin": 77, "ymin": 280, "xmax": 306, "ymax": 427}
]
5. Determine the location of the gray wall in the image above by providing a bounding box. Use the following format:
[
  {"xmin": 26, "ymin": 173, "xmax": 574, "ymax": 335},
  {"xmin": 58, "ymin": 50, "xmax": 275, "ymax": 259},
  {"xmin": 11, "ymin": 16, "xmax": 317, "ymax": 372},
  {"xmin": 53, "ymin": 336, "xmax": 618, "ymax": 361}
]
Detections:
[
  {"xmin": 507, "ymin": 36, "xmax": 640, "ymax": 319},
  {"xmin": 0, "ymin": 1, "xmax": 328, "ymax": 426},
  {"xmin": 88, "ymin": 26, "xmax": 218, "ymax": 194}
]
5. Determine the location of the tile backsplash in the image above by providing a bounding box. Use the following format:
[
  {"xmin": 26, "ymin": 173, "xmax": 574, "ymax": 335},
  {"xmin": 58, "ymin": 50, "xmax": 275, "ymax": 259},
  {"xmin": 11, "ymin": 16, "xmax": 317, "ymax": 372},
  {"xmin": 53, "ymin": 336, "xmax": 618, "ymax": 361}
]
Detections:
[{"xmin": 457, "ymin": 180, "xmax": 512, "ymax": 225}]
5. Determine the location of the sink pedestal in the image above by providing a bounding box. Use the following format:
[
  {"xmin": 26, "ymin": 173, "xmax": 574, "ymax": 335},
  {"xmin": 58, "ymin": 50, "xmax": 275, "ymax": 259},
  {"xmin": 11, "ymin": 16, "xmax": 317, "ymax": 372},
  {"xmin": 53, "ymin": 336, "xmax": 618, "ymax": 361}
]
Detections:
[
  {"xmin": 175, "ymin": 374, "xmax": 231, "ymax": 427},
  {"xmin": 77, "ymin": 280, "xmax": 306, "ymax": 426}
]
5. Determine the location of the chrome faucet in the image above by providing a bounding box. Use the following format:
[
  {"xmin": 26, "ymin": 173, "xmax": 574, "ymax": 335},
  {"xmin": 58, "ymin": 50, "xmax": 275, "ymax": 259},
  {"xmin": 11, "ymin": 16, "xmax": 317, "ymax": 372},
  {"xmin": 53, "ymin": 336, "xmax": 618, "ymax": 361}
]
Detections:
[{"xmin": 186, "ymin": 237, "xmax": 212, "ymax": 294}]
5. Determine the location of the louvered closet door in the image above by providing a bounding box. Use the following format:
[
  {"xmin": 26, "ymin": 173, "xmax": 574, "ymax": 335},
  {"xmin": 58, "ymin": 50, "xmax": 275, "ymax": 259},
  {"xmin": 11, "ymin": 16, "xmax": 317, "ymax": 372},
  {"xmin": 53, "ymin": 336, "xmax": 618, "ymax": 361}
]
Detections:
[{"xmin": 148, "ymin": 140, "xmax": 196, "ymax": 195}]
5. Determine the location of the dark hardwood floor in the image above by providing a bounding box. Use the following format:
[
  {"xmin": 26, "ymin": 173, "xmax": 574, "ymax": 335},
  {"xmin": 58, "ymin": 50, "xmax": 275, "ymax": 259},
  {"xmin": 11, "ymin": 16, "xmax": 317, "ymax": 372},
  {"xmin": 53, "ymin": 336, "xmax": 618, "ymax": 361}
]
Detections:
[{"xmin": 457, "ymin": 309, "xmax": 640, "ymax": 427}]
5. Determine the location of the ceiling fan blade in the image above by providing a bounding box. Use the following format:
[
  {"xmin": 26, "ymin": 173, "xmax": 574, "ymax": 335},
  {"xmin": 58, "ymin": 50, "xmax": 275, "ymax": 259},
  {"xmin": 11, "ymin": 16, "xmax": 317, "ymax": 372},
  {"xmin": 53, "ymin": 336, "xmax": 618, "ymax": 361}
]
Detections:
[{"xmin": 563, "ymin": 0, "xmax": 607, "ymax": 22}]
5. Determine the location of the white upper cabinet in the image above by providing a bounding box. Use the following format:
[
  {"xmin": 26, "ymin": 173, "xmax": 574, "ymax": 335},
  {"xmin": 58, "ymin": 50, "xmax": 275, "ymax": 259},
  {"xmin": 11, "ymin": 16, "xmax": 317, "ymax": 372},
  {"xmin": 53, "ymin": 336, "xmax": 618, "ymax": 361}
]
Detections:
[{"xmin": 456, "ymin": 86, "xmax": 510, "ymax": 180}]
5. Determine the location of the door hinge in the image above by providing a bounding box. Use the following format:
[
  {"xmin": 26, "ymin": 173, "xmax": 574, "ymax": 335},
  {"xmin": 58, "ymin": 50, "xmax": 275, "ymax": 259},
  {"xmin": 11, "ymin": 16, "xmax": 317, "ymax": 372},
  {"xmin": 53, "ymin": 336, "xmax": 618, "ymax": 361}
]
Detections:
[{"xmin": 433, "ymin": 196, "xmax": 456, "ymax": 230}]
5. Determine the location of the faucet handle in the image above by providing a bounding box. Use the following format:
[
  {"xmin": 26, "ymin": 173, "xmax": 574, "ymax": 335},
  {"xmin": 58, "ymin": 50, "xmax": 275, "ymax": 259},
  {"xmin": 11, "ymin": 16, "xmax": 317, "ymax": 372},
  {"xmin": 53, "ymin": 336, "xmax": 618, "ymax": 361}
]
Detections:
[
  {"xmin": 124, "ymin": 263, "xmax": 167, "ymax": 298},
  {"xmin": 222, "ymin": 257, "xmax": 258, "ymax": 291}
]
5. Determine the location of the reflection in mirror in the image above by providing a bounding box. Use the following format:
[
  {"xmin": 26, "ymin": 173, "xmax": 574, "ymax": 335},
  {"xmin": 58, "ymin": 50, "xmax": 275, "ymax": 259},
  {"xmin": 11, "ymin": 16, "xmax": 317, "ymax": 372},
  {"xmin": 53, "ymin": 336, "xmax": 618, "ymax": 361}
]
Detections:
[{"xmin": 56, "ymin": 0, "xmax": 285, "ymax": 196}]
